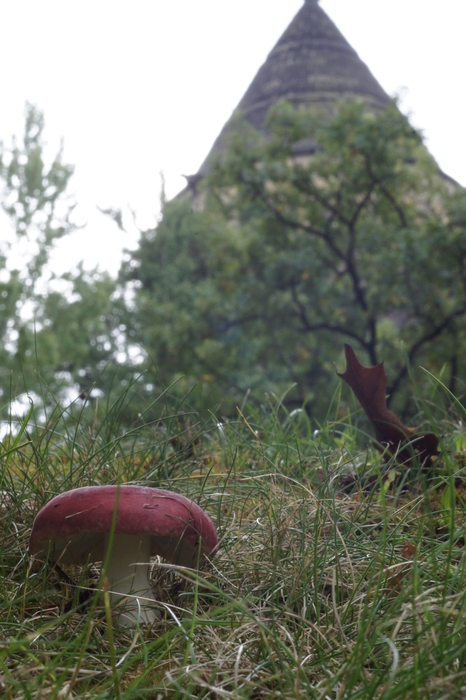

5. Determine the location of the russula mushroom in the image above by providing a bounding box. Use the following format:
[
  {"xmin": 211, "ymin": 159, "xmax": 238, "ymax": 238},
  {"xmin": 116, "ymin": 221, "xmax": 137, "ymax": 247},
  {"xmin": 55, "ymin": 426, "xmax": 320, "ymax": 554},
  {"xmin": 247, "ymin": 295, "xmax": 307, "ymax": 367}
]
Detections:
[{"xmin": 29, "ymin": 485, "xmax": 218, "ymax": 627}]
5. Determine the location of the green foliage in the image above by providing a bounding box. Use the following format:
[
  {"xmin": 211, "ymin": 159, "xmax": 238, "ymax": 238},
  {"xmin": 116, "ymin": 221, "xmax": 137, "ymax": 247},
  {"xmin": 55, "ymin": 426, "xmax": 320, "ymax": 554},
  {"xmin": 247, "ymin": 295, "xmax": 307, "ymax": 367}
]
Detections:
[
  {"xmin": 123, "ymin": 99, "xmax": 466, "ymax": 418},
  {"xmin": 0, "ymin": 105, "xmax": 124, "ymax": 414},
  {"xmin": 18, "ymin": 266, "xmax": 125, "ymax": 400},
  {"xmin": 123, "ymin": 199, "xmax": 257, "ymax": 412},
  {"xmin": 0, "ymin": 103, "xmax": 76, "ymax": 279}
]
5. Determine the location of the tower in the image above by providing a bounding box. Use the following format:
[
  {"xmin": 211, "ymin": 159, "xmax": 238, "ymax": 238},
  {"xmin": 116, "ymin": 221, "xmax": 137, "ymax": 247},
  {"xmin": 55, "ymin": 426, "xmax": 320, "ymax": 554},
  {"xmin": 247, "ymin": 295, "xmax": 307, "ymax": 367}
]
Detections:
[{"xmin": 182, "ymin": 0, "xmax": 390, "ymax": 193}]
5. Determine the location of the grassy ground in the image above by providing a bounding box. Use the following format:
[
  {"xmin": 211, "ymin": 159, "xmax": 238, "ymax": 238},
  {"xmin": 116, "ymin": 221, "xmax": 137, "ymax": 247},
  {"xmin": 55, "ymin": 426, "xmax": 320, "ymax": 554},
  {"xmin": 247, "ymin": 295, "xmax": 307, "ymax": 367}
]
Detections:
[{"xmin": 1, "ymin": 385, "xmax": 466, "ymax": 699}]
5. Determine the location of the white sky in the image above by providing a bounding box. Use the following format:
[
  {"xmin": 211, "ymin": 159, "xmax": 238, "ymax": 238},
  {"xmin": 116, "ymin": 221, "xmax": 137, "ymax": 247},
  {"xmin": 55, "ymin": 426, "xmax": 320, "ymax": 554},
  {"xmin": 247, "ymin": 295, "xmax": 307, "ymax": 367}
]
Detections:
[{"xmin": 1, "ymin": 0, "xmax": 465, "ymax": 276}]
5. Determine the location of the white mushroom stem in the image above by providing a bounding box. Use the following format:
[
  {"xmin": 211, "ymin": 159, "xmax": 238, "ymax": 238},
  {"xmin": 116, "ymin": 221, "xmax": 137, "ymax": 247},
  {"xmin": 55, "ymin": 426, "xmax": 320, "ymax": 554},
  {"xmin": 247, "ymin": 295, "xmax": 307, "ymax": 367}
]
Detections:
[{"xmin": 103, "ymin": 534, "xmax": 158, "ymax": 627}]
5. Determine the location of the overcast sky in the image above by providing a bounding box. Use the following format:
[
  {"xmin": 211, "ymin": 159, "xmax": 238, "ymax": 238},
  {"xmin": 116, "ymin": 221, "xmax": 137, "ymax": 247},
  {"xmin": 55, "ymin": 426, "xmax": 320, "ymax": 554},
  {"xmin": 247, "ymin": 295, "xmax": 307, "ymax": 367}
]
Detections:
[{"xmin": 1, "ymin": 0, "xmax": 465, "ymax": 275}]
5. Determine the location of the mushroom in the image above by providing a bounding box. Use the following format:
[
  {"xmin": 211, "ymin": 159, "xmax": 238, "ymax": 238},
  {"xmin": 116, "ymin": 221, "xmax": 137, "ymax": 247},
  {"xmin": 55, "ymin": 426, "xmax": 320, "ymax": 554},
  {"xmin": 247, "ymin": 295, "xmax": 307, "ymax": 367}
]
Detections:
[{"xmin": 29, "ymin": 485, "xmax": 218, "ymax": 627}]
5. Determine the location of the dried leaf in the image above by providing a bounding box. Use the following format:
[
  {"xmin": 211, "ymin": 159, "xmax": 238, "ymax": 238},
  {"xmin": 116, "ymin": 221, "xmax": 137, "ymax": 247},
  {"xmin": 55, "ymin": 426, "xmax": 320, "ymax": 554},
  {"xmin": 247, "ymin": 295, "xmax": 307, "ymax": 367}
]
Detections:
[
  {"xmin": 338, "ymin": 344, "xmax": 438, "ymax": 465},
  {"xmin": 388, "ymin": 541, "xmax": 421, "ymax": 591}
]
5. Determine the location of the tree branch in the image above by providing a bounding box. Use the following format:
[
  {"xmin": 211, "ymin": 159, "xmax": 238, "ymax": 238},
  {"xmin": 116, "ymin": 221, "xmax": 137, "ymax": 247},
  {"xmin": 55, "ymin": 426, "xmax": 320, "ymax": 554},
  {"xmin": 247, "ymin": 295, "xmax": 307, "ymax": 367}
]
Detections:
[{"xmin": 388, "ymin": 305, "xmax": 466, "ymax": 399}]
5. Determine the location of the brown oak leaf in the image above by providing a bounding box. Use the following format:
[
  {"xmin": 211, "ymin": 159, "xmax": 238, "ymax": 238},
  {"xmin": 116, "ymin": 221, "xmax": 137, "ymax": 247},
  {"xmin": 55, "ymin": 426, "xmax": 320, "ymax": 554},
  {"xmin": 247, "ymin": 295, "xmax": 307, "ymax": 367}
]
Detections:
[{"xmin": 338, "ymin": 344, "xmax": 438, "ymax": 465}]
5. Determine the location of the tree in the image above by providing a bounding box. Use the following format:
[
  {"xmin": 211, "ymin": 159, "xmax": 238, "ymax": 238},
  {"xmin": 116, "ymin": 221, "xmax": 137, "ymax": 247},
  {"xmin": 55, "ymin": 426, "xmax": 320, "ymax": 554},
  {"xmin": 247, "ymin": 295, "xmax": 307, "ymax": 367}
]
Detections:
[
  {"xmin": 0, "ymin": 105, "xmax": 124, "ymax": 414},
  {"xmin": 122, "ymin": 100, "xmax": 466, "ymax": 417}
]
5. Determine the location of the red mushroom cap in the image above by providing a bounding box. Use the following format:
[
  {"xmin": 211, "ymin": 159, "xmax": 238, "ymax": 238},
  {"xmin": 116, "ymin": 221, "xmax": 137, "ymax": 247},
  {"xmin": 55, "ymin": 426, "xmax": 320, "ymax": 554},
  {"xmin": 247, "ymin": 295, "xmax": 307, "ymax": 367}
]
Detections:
[{"xmin": 29, "ymin": 485, "xmax": 218, "ymax": 568}]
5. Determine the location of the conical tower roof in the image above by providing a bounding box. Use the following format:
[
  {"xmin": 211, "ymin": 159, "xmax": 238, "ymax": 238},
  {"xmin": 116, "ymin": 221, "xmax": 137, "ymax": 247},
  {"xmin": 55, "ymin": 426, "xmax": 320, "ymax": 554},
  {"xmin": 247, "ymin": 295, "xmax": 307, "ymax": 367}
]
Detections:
[{"xmin": 192, "ymin": 0, "xmax": 389, "ymax": 180}]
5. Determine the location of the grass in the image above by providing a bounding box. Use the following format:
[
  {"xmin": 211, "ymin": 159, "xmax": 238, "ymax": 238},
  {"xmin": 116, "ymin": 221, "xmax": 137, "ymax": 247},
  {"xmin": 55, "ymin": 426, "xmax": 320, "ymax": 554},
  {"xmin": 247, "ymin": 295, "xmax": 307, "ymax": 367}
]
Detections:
[{"xmin": 1, "ymin": 383, "xmax": 466, "ymax": 699}]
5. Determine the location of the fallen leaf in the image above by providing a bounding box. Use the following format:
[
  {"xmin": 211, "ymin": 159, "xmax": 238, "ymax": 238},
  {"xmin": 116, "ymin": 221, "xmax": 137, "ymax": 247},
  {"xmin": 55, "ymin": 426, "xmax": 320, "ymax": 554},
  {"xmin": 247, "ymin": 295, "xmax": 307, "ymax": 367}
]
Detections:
[
  {"xmin": 400, "ymin": 541, "xmax": 418, "ymax": 560},
  {"xmin": 338, "ymin": 344, "xmax": 438, "ymax": 465},
  {"xmin": 388, "ymin": 541, "xmax": 422, "ymax": 591}
]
